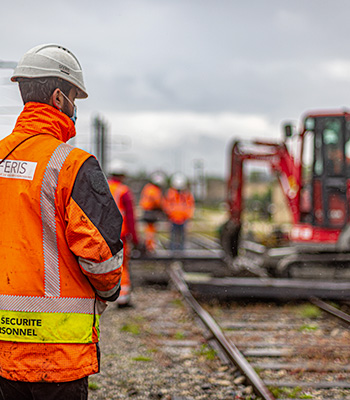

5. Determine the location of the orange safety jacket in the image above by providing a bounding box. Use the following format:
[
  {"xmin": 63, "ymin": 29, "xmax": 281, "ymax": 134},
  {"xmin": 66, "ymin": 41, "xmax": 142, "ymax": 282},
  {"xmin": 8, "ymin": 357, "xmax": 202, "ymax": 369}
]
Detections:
[
  {"xmin": 139, "ymin": 183, "xmax": 163, "ymax": 211},
  {"xmin": 0, "ymin": 102, "xmax": 123, "ymax": 382},
  {"xmin": 164, "ymin": 188, "xmax": 195, "ymax": 225}
]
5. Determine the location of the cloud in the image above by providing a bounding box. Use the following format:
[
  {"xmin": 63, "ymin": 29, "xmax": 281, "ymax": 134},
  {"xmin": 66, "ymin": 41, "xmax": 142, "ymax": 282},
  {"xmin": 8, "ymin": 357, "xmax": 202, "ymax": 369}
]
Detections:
[
  {"xmin": 103, "ymin": 110, "xmax": 275, "ymax": 146},
  {"xmin": 73, "ymin": 110, "xmax": 277, "ymax": 176},
  {"xmin": 322, "ymin": 60, "xmax": 350, "ymax": 82},
  {"xmin": 3, "ymin": 0, "xmax": 350, "ymax": 178}
]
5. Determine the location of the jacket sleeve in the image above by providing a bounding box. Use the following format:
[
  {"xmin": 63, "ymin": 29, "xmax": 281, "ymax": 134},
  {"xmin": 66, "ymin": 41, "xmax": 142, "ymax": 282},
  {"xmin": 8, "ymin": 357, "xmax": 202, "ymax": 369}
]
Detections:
[
  {"xmin": 66, "ymin": 156, "xmax": 124, "ymax": 302},
  {"xmin": 120, "ymin": 189, "xmax": 139, "ymax": 245}
]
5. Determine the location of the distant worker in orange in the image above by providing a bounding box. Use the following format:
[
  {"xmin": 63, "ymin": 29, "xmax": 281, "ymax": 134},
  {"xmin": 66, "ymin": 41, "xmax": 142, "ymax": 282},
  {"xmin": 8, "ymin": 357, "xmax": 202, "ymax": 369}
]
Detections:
[
  {"xmin": 108, "ymin": 161, "xmax": 139, "ymax": 307},
  {"xmin": 164, "ymin": 172, "xmax": 195, "ymax": 250},
  {"xmin": 139, "ymin": 171, "xmax": 166, "ymax": 252}
]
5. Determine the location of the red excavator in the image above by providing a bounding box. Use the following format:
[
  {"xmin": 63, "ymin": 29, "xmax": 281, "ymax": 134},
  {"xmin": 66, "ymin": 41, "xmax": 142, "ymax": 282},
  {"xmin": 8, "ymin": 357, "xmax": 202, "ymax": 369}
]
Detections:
[{"xmin": 220, "ymin": 109, "xmax": 350, "ymax": 279}]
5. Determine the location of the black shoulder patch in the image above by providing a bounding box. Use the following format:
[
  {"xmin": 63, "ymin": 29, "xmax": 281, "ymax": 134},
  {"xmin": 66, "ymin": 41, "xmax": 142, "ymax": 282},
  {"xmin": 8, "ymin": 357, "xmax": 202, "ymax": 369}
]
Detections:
[
  {"xmin": 71, "ymin": 156, "xmax": 123, "ymax": 255},
  {"xmin": 89, "ymin": 170, "xmax": 109, "ymax": 195}
]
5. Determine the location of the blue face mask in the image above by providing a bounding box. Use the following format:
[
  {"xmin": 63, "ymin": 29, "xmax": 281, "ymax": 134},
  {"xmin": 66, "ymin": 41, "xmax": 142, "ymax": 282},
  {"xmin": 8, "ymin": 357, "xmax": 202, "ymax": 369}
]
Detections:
[
  {"xmin": 61, "ymin": 91, "xmax": 78, "ymax": 125},
  {"xmin": 70, "ymin": 104, "xmax": 77, "ymax": 125}
]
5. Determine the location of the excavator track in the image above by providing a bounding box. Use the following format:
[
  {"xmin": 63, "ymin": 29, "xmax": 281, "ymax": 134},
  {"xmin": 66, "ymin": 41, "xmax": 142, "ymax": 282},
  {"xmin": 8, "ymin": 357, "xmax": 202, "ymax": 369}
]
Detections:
[{"xmin": 231, "ymin": 239, "xmax": 350, "ymax": 280}]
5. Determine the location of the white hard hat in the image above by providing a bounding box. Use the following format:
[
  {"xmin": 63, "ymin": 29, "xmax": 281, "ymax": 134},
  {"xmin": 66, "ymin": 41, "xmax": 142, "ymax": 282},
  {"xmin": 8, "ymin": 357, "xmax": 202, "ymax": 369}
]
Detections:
[
  {"xmin": 109, "ymin": 160, "xmax": 127, "ymax": 176},
  {"xmin": 151, "ymin": 171, "xmax": 166, "ymax": 186},
  {"xmin": 171, "ymin": 172, "xmax": 187, "ymax": 190},
  {"xmin": 11, "ymin": 44, "xmax": 88, "ymax": 99}
]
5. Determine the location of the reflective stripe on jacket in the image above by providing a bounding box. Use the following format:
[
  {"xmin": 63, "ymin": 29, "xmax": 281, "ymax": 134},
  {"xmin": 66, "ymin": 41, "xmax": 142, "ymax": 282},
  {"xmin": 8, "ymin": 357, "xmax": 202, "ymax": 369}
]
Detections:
[{"xmin": 0, "ymin": 102, "xmax": 123, "ymax": 382}]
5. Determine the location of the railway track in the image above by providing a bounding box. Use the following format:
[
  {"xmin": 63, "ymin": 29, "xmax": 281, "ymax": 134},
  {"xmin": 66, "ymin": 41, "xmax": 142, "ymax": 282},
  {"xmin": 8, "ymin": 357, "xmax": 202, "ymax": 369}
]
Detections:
[
  {"xmin": 169, "ymin": 262, "xmax": 350, "ymax": 400},
  {"xmin": 130, "ymin": 232, "xmax": 230, "ymax": 287},
  {"xmin": 132, "ymin": 232, "xmax": 226, "ymax": 262},
  {"xmin": 133, "ymin": 232, "xmax": 350, "ymax": 301}
]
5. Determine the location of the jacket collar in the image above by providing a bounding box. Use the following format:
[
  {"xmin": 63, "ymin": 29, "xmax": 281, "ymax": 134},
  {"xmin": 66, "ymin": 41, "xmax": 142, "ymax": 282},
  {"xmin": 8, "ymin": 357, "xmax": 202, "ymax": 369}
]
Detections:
[{"xmin": 13, "ymin": 102, "xmax": 76, "ymax": 143}]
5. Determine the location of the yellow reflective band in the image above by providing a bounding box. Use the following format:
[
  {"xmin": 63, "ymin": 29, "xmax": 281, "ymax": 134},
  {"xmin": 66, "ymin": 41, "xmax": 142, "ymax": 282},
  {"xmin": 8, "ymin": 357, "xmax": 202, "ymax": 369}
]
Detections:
[{"xmin": 0, "ymin": 310, "xmax": 100, "ymax": 343}]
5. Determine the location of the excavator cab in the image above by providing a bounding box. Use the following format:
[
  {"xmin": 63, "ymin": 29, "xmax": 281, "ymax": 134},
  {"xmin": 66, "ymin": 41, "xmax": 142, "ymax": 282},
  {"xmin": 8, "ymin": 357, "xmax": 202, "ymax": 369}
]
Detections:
[
  {"xmin": 222, "ymin": 110, "xmax": 350, "ymax": 279},
  {"xmin": 292, "ymin": 112, "xmax": 350, "ymax": 244},
  {"xmin": 300, "ymin": 115, "xmax": 349, "ymax": 228}
]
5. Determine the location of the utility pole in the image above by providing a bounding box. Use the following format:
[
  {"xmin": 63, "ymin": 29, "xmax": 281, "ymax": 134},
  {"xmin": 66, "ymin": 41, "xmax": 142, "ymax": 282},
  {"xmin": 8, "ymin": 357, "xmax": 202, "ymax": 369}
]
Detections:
[
  {"xmin": 93, "ymin": 115, "xmax": 107, "ymax": 172},
  {"xmin": 193, "ymin": 159, "xmax": 206, "ymax": 202}
]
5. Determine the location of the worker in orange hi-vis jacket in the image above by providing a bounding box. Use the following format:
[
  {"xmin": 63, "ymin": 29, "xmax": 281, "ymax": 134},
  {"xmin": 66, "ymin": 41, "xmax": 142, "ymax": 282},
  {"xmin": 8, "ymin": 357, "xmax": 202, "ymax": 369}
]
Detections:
[
  {"xmin": 164, "ymin": 172, "xmax": 195, "ymax": 251},
  {"xmin": 139, "ymin": 171, "xmax": 166, "ymax": 252},
  {"xmin": 0, "ymin": 44, "xmax": 123, "ymax": 400},
  {"xmin": 108, "ymin": 161, "xmax": 139, "ymax": 307}
]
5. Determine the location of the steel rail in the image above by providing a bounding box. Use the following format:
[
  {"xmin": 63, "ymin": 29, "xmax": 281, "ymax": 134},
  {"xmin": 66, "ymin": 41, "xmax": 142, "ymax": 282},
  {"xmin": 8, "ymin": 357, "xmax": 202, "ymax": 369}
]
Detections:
[
  {"xmin": 132, "ymin": 248, "xmax": 225, "ymax": 261},
  {"xmin": 310, "ymin": 297, "xmax": 350, "ymax": 326},
  {"xmin": 169, "ymin": 262, "xmax": 276, "ymax": 400}
]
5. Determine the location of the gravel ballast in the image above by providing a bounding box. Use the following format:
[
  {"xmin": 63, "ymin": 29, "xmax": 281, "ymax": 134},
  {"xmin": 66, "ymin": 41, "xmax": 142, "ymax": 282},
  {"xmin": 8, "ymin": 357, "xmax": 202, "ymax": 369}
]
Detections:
[{"xmin": 88, "ymin": 285, "xmax": 255, "ymax": 400}]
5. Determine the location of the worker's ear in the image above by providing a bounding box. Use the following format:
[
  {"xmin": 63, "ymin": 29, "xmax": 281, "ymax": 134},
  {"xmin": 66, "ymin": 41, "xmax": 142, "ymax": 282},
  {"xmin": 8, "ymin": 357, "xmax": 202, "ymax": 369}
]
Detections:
[{"xmin": 50, "ymin": 88, "xmax": 63, "ymax": 110}]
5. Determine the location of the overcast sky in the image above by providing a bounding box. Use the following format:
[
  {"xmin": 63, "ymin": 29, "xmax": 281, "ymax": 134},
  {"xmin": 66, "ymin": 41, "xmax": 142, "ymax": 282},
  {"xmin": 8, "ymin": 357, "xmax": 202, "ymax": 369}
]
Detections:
[{"xmin": 2, "ymin": 0, "xmax": 350, "ymax": 178}]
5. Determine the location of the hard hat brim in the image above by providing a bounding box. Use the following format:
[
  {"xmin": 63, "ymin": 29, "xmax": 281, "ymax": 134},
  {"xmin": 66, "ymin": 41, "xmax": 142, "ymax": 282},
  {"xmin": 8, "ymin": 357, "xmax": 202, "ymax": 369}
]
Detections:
[{"xmin": 11, "ymin": 73, "xmax": 88, "ymax": 99}]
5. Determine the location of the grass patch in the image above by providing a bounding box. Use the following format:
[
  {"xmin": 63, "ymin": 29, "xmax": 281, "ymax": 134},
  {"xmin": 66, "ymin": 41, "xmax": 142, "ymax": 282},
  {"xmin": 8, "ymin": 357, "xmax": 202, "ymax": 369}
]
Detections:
[
  {"xmin": 298, "ymin": 304, "xmax": 322, "ymax": 319},
  {"xmin": 195, "ymin": 344, "xmax": 217, "ymax": 360},
  {"xmin": 171, "ymin": 298, "xmax": 183, "ymax": 307},
  {"xmin": 174, "ymin": 331, "xmax": 185, "ymax": 339},
  {"xmin": 147, "ymin": 348, "xmax": 158, "ymax": 353},
  {"xmin": 268, "ymin": 385, "xmax": 309, "ymax": 398},
  {"xmin": 120, "ymin": 323, "xmax": 141, "ymax": 335},
  {"xmin": 298, "ymin": 323, "xmax": 318, "ymax": 332},
  {"xmin": 132, "ymin": 356, "xmax": 152, "ymax": 362},
  {"xmin": 88, "ymin": 381, "xmax": 99, "ymax": 391}
]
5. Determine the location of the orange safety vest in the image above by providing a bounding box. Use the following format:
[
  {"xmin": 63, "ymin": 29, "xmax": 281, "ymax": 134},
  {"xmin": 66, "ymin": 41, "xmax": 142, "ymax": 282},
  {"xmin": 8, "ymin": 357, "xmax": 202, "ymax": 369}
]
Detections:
[
  {"xmin": 139, "ymin": 183, "xmax": 163, "ymax": 211},
  {"xmin": 164, "ymin": 188, "xmax": 195, "ymax": 224},
  {"xmin": 0, "ymin": 102, "xmax": 123, "ymax": 382}
]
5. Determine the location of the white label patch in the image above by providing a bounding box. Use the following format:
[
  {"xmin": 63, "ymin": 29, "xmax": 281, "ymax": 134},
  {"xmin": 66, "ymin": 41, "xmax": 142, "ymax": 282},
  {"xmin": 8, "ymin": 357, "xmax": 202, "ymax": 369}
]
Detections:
[{"xmin": 0, "ymin": 160, "xmax": 37, "ymax": 180}]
